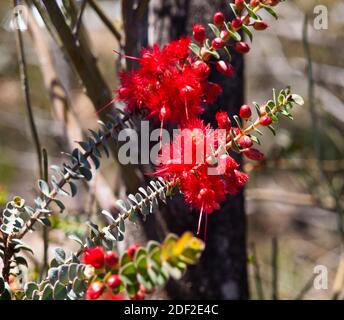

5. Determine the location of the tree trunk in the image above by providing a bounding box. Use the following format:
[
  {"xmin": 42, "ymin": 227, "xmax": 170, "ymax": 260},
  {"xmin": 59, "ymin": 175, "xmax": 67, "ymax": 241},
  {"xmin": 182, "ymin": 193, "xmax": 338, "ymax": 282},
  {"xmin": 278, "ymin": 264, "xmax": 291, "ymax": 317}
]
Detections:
[
  {"xmin": 149, "ymin": 0, "xmax": 249, "ymax": 299},
  {"xmin": 122, "ymin": 0, "xmax": 248, "ymax": 299}
]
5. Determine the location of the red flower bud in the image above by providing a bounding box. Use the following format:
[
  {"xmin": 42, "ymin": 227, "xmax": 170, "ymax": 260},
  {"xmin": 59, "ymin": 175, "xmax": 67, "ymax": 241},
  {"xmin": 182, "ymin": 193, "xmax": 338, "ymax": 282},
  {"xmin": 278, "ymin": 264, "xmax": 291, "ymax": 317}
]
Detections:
[
  {"xmin": 192, "ymin": 24, "xmax": 206, "ymax": 43},
  {"xmin": 253, "ymin": 20, "xmax": 268, "ymax": 30},
  {"xmin": 234, "ymin": 41, "xmax": 250, "ymax": 54},
  {"xmin": 127, "ymin": 243, "xmax": 140, "ymax": 260},
  {"xmin": 242, "ymin": 148, "xmax": 265, "ymax": 161},
  {"xmin": 216, "ymin": 60, "xmax": 235, "ymax": 77},
  {"xmin": 231, "ymin": 17, "xmax": 243, "ymax": 30},
  {"xmin": 213, "ymin": 12, "xmax": 225, "ymax": 26},
  {"xmin": 86, "ymin": 282, "xmax": 104, "ymax": 300},
  {"xmin": 239, "ymin": 104, "xmax": 252, "ymax": 119},
  {"xmin": 239, "ymin": 136, "xmax": 253, "ymax": 148},
  {"xmin": 107, "ymin": 274, "xmax": 121, "ymax": 289},
  {"xmin": 83, "ymin": 247, "xmax": 105, "ymax": 269},
  {"xmin": 232, "ymin": 127, "xmax": 241, "ymax": 136},
  {"xmin": 235, "ymin": 0, "xmax": 245, "ymax": 11},
  {"xmin": 104, "ymin": 251, "xmax": 119, "ymax": 268},
  {"xmin": 212, "ymin": 37, "xmax": 225, "ymax": 49},
  {"xmin": 266, "ymin": 0, "xmax": 279, "ymax": 6},
  {"xmin": 131, "ymin": 291, "xmax": 145, "ymax": 300},
  {"xmin": 193, "ymin": 60, "xmax": 210, "ymax": 79},
  {"xmin": 250, "ymin": 0, "xmax": 260, "ymax": 7},
  {"xmin": 259, "ymin": 115, "xmax": 273, "ymax": 126},
  {"xmin": 216, "ymin": 111, "xmax": 231, "ymax": 130}
]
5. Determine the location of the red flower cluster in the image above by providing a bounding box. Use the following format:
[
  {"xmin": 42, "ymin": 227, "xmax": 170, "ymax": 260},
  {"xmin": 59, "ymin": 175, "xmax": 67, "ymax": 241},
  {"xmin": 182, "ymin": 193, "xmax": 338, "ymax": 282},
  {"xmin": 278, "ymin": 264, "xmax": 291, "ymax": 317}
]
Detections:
[
  {"xmin": 83, "ymin": 244, "xmax": 146, "ymax": 300},
  {"xmin": 115, "ymin": 3, "xmax": 278, "ymax": 238},
  {"xmin": 156, "ymin": 119, "xmax": 248, "ymax": 238},
  {"xmin": 117, "ymin": 37, "xmax": 222, "ymax": 127}
]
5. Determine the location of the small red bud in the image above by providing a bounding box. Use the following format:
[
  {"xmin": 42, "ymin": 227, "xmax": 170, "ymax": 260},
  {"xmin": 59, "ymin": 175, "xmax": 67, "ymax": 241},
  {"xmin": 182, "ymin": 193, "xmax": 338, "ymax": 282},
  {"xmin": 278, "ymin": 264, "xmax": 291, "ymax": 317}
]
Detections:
[
  {"xmin": 107, "ymin": 274, "xmax": 121, "ymax": 289},
  {"xmin": 234, "ymin": 41, "xmax": 250, "ymax": 54},
  {"xmin": 253, "ymin": 20, "xmax": 268, "ymax": 30},
  {"xmin": 235, "ymin": 0, "xmax": 245, "ymax": 11},
  {"xmin": 212, "ymin": 37, "xmax": 225, "ymax": 49},
  {"xmin": 216, "ymin": 60, "xmax": 235, "ymax": 77},
  {"xmin": 259, "ymin": 115, "xmax": 273, "ymax": 126},
  {"xmin": 213, "ymin": 12, "xmax": 225, "ymax": 26},
  {"xmin": 127, "ymin": 243, "xmax": 140, "ymax": 260},
  {"xmin": 250, "ymin": 0, "xmax": 261, "ymax": 7},
  {"xmin": 266, "ymin": 0, "xmax": 279, "ymax": 6},
  {"xmin": 192, "ymin": 24, "xmax": 206, "ymax": 43},
  {"xmin": 239, "ymin": 136, "xmax": 253, "ymax": 148},
  {"xmin": 239, "ymin": 105, "xmax": 252, "ymax": 119},
  {"xmin": 86, "ymin": 282, "xmax": 104, "ymax": 300},
  {"xmin": 104, "ymin": 251, "xmax": 119, "ymax": 268},
  {"xmin": 232, "ymin": 127, "xmax": 241, "ymax": 136},
  {"xmin": 242, "ymin": 148, "xmax": 265, "ymax": 161},
  {"xmin": 131, "ymin": 291, "xmax": 145, "ymax": 300},
  {"xmin": 231, "ymin": 17, "xmax": 243, "ymax": 30}
]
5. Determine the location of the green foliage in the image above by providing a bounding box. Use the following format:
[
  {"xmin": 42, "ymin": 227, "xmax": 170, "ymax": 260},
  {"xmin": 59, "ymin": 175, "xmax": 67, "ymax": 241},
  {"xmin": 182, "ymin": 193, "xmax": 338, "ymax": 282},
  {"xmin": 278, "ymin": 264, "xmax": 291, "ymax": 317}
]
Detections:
[{"xmin": 16, "ymin": 232, "xmax": 204, "ymax": 300}]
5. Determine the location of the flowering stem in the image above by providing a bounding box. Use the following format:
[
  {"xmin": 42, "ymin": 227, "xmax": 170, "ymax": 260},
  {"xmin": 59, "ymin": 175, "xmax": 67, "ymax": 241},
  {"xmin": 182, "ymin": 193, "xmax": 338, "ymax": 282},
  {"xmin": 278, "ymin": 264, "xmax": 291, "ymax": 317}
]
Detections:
[
  {"xmin": 9, "ymin": 113, "xmax": 131, "ymax": 244},
  {"xmin": 74, "ymin": 180, "xmax": 175, "ymax": 257}
]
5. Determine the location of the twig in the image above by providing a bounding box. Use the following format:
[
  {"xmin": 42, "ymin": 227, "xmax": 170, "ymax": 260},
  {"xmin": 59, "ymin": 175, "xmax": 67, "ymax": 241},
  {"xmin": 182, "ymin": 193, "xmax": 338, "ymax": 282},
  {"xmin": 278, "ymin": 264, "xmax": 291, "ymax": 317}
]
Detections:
[
  {"xmin": 12, "ymin": 113, "xmax": 130, "ymax": 242},
  {"xmin": 14, "ymin": 0, "xmax": 43, "ymax": 179},
  {"xmin": 40, "ymin": 148, "xmax": 49, "ymax": 279},
  {"xmin": 331, "ymin": 254, "xmax": 344, "ymax": 300},
  {"xmin": 250, "ymin": 243, "xmax": 265, "ymax": 300},
  {"xmin": 271, "ymin": 237, "xmax": 278, "ymax": 300},
  {"xmin": 73, "ymin": 0, "xmax": 87, "ymax": 37},
  {"xmin": 87, "ymin": 0, "xmax": 122, "ymax": 43},
  {"xmin": 294, "ymin": 273, "xmax": 316, "ymax": 300},
  {"xmin": 41, "ymin": 0, "xmax": 142, "ymax": 193}
]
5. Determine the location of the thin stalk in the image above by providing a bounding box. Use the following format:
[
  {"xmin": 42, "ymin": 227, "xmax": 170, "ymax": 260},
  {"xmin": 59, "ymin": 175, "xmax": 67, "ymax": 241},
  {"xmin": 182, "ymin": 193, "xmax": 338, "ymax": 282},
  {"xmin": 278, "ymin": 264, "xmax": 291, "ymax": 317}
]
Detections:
[
  {"xmin": 271, "ymin": 237, "xmax": 278, "ymax": 300},
  {"xmin": 73, "ymin": 0, "xmax": 87, "ymax": 37},
  {"xmin": 250, "ymin": 243, "xmax": 265, "ymax": 300},
  {"xmin": 40, "ymin": 148, "xmax": 49, "ymax": 279},
  {"xmin": 87, "ymin": 0, "xmax": 122, "ymax": 43},
  {"xmin": 14, "ymin": 0, "xmax": 43, "ymax": 179},
  {"xmin": 294, "ymin": 273, "xmax": 316, "ymax": 300}
]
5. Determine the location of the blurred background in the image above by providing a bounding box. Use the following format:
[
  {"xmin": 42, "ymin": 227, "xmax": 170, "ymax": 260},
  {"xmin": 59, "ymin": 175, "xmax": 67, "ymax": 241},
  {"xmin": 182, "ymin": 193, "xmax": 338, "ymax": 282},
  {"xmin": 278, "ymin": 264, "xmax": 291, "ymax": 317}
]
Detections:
[{"xmin": 0, "ymin": 0, "xmax": 343, "ymax": 299}]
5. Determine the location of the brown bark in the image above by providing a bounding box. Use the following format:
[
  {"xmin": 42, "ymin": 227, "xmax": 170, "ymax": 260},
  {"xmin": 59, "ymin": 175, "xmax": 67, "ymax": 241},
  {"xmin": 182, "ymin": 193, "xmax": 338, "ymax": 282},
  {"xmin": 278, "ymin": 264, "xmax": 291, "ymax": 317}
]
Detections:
[{"xmin": 148, "ymin": 0, "xmax": 249, "ymax": 299}]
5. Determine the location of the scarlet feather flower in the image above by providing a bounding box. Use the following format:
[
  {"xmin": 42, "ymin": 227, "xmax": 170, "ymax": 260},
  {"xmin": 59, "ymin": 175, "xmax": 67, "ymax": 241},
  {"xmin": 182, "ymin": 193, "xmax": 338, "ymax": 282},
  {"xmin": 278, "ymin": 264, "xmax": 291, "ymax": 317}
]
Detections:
[
  {"xmin": 216, "ymin": 111, "xmax": 231, "ymax": 130},
  {"xmin": 83, "ymin": 247, "xmax": 105, "ymax": 269},
  {"xmin": 155, "ymin": 120, "xmax": 248, "ymax": 238},
  {"xmin": 117, "ymin": 37, "xmax": 223, "ymax": 127}
]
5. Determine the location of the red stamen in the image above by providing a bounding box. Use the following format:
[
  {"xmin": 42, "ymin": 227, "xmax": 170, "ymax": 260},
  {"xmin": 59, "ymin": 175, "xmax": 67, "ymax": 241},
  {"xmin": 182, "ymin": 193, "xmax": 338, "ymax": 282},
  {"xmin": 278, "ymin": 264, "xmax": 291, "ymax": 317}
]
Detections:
[
  {"xmin": 113, "ymin": 49, "xmax": 141, "ymax": 61},
  {"xmin": 184, "ymin": 97, "xmax": 189, "ymax": 121},
  {"xmin": 197, "ymin": 204, "xmax": 204, "ymax": 236},
  {"xmin": 159, "ymin": 117, "xmax": 164, "ymax": 151},
  {"xmin": 95, "ymin": 99, "xmax": 116, "ymax": 115}
]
